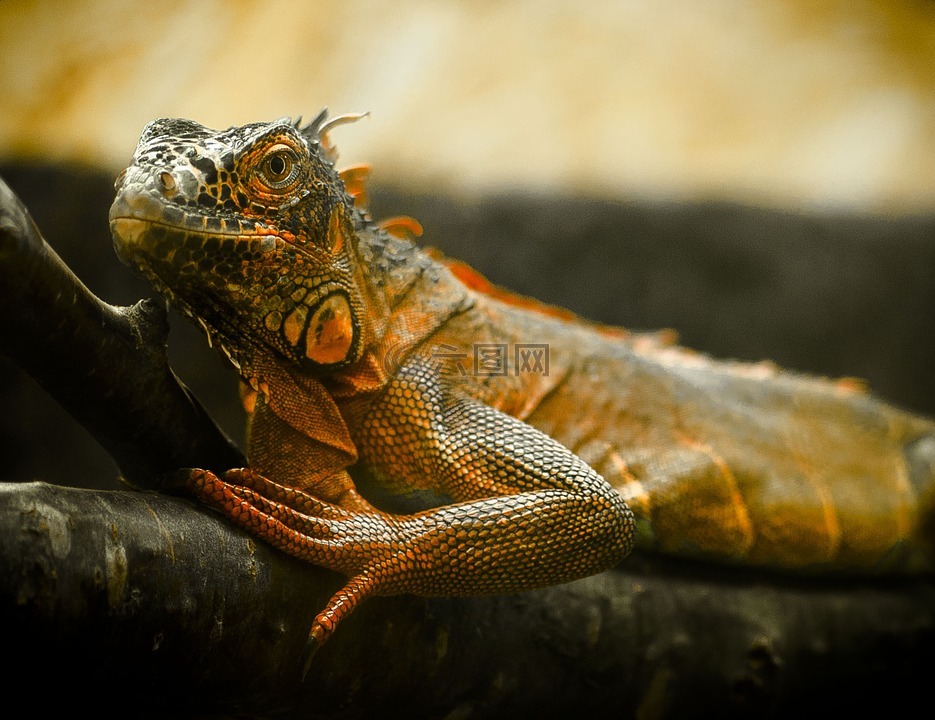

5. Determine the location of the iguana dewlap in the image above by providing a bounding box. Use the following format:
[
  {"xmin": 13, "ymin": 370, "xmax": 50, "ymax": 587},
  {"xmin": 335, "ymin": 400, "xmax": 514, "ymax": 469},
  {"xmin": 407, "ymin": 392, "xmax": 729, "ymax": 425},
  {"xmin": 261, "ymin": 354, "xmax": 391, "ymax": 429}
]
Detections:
[{"xmin": 109, "ymin": 111, "xmax": 935, "ymax": 648}]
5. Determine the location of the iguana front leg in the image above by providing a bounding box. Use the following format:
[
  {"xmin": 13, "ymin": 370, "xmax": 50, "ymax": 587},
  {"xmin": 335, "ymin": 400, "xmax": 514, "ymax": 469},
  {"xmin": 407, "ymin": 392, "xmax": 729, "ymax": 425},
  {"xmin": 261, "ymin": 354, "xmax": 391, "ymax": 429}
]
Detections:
[{"xmin": 187, "ymin": 367, "xmax": 635, "ymax": 648}]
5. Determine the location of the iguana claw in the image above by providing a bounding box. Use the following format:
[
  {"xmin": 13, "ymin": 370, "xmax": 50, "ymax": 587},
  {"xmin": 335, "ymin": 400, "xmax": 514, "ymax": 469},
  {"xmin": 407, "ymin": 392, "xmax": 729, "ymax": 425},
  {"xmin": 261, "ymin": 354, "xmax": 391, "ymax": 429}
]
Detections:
[{"xmin": 300, "ymin": 633, "xmax": 320, "ymax": 681}]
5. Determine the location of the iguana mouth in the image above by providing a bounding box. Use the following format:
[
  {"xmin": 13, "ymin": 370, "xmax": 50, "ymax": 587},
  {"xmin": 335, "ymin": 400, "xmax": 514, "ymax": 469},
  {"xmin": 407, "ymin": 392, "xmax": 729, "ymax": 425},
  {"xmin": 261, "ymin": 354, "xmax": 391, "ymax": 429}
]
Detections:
[
  {"xmin": 111, "ymin": 214, "xmax": 258, "ymax": 238},
  {"xmin": 110, "ymin": 213, "xmax": 279, "ymax": 267},
  {"xmin": 110, "ymin": 183, "xmax": 280, "ymax": 251}
]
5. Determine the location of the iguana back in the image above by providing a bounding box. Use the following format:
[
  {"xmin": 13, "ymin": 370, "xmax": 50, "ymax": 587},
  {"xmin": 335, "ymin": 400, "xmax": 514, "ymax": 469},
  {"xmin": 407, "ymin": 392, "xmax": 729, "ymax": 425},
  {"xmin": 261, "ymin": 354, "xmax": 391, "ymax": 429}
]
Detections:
[{"xmin": 432, "ymin": 286, "xmax": 935, "ymax": 571}]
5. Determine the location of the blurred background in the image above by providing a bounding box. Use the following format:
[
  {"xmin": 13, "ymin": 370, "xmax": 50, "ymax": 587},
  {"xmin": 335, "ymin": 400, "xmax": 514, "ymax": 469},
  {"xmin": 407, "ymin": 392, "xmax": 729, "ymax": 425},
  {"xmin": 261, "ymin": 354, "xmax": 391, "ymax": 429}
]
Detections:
[{"xmin": 2, "ymin": 0, "xmax": 935, "ymax": 488}]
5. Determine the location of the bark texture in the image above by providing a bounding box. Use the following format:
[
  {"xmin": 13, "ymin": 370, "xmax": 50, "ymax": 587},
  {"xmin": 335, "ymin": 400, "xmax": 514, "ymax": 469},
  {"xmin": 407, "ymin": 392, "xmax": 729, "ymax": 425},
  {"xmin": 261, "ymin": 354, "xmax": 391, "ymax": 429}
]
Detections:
[{"xmin": 3, "ymin": 481, "xmax": 933, "ymax": 718}]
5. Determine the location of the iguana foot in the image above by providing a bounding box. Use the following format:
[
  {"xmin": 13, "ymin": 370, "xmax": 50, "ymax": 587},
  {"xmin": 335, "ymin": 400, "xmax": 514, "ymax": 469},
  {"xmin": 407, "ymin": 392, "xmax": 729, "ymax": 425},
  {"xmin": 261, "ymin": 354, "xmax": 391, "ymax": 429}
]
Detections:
[
  {"xmin": 184, "ymin": 463, "xmax": 633, "ymax": 650},
  {"xmin": 186, "ymin": 468, "xmax": 386, "ymax": 647}
]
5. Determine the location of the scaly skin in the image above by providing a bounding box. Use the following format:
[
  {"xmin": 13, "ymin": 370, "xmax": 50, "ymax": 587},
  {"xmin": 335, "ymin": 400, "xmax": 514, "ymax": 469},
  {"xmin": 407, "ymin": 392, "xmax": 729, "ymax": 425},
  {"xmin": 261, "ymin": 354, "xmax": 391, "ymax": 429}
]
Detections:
[{"xmin": 109, "ymin": 111, "xmax": 935, "ymax": 649}]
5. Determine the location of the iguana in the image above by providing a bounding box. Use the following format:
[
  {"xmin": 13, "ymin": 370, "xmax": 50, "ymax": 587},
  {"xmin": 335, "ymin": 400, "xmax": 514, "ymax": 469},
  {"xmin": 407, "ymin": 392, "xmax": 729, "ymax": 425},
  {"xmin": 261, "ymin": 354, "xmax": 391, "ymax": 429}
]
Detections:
[{"xmin": 109, "ymin": 110, "xmax": 935, "ymax": 651}]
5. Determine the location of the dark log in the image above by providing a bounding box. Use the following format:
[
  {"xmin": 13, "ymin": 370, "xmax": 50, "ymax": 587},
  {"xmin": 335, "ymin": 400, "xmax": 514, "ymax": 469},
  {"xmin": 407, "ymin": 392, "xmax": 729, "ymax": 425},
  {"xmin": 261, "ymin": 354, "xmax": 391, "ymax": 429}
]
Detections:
[{"xmin": 2, "ymin": 480, "xmax": 933, "ymax": 719}]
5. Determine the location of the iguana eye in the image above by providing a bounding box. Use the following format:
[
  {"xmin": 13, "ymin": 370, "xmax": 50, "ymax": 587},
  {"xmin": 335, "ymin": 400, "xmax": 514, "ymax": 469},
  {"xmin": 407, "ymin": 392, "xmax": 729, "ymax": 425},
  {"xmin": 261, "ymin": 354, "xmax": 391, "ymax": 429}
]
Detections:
[
  {"xmin": 266, "ymin": 153, "xmax": 291, "ymax": 180},
  {"xmin": 258, "ymin": 146, "xmax": 300, "ymax": 190}
]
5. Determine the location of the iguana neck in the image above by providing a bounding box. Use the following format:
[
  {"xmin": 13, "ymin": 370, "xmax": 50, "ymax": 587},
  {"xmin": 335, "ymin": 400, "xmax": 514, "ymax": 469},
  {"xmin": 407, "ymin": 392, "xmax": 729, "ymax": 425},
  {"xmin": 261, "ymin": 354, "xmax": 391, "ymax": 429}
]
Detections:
[{"xmin": 328, "ymin": 218, "xmax": 473, "ymax": 393}]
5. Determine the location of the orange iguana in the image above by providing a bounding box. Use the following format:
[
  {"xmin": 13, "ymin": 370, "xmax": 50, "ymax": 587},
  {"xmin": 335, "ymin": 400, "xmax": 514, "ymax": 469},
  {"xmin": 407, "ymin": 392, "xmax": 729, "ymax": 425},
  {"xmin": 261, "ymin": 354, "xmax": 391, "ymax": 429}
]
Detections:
[{"xmin": 109, "ymin": 110, "xmax": 935, "ymax": 651}]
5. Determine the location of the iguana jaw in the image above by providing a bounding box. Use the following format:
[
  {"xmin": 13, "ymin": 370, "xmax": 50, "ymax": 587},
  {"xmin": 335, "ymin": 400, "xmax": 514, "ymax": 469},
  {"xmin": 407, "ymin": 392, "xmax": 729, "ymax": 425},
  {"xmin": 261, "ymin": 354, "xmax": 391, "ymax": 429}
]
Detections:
[{"xmin": 110, "ymin": 209, "xmax": 269, "ymax": 374}]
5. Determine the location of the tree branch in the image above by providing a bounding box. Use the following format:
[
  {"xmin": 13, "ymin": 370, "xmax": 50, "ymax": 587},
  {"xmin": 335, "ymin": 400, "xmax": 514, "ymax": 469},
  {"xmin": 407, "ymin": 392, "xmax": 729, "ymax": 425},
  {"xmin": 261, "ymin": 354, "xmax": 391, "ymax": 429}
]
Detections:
[
  {"xmin": 0, "ymin": 175, "xmax": 244, "ymax": 489},
  {"xmin": 3, "ymin": 480, "xmax": 933, "ymax": 718}
]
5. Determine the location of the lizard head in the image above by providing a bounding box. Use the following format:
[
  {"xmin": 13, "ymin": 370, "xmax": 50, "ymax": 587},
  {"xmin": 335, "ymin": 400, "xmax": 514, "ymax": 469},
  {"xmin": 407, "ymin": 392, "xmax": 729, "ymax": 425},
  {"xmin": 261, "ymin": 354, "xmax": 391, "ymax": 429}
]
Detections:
[{"xmin": 110, "ymin": 111, "xmax": 370, "ymax": 374}]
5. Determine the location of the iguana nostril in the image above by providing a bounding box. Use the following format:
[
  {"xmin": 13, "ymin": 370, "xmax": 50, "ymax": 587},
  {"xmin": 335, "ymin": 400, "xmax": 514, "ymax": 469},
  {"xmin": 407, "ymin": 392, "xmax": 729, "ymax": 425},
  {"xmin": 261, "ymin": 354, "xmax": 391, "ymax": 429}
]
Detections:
[
  {"xmin": 158, "ymin": 171, "xmax": 177, "ymax": 194},
  {"xmin": 113, "ymin": 168, "xmax": 127, "ymax": 191}
]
